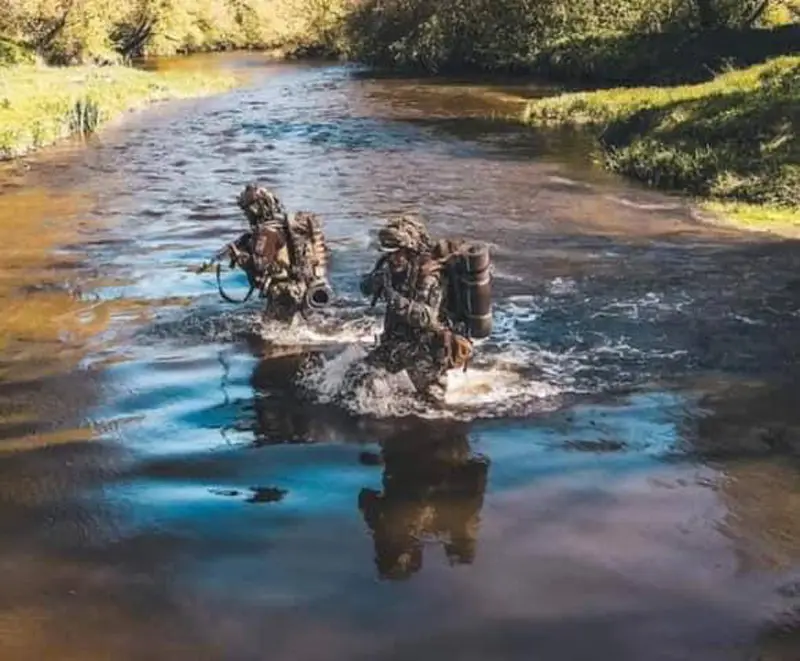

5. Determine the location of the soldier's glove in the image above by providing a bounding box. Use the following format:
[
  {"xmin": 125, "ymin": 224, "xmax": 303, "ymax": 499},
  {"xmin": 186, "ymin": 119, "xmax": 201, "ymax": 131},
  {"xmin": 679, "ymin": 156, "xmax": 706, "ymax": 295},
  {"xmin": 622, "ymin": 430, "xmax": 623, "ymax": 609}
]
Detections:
[
  {"xmin": 441, "ymin": 329, "xmax": 473, "ymax": 370},
  {"xmin": 229, "ymin": 244, "xmax": 248, "ymax": 269}
]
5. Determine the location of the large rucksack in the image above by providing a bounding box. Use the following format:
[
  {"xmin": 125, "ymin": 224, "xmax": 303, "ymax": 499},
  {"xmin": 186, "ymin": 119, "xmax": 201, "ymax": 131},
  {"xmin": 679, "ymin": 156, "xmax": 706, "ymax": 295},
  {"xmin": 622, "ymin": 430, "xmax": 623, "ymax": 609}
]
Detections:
[
  {"xmin": 285, "ymin": 212, "xmax": 328, "ymax": 283},
  {"xmin": 284, "ymin": 211, "xmax": 334, "ymax": 309}
]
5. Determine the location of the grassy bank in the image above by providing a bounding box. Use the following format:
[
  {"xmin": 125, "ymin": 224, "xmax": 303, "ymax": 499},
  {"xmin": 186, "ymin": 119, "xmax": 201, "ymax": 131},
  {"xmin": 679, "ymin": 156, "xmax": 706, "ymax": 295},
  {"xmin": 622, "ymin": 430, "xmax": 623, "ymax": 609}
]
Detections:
[
  {"xmin": 521, "ymin": 56, "xmax": 800, "ymax": 231},
  {"xmin": 0, "ymin": 65, "xmax": 240, "ymax": 160}
]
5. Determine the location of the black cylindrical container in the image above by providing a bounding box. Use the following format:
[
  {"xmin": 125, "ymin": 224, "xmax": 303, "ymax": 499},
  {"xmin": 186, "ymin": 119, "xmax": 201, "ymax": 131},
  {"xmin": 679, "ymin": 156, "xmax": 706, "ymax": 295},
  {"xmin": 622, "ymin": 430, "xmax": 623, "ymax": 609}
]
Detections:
[{"xmin": 460, "ymin": 243, "xmax": 492, "ymax": 339}]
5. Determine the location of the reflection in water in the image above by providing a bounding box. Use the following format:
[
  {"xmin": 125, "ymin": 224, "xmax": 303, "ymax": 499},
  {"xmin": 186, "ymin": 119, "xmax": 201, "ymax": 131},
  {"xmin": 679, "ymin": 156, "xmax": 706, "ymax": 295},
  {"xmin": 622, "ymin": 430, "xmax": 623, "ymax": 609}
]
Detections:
[
  {"xmin": 247, "ymin": 348, "xmax": 354, "ymax": 446},
  {"xmin": 358, "ymin": 422, "xmax": 489, "ymax": 580},
  {"xmin": 209, "ymin": 485, "xmax": 288, "ymax": 503}
]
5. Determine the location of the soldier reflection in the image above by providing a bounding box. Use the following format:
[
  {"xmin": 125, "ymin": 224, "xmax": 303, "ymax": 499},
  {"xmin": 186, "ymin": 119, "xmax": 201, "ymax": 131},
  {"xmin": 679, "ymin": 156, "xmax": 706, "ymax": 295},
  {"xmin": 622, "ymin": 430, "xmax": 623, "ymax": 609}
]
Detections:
[
  {"xmin": 246, "ymin": 344, "xmax": 349, "ymax": 446},
  {"xmin": 358, "ymin": 421, "xmax": 490, "ymax": 581}
]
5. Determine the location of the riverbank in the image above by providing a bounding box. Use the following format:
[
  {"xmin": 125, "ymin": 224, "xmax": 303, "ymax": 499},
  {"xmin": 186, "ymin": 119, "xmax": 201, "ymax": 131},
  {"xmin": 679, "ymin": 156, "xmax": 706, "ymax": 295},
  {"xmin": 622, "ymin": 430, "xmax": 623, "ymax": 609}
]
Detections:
[
  {"xmin": 521, "ymin": 55, "xmax": 800, "ymax": 235},
  {"xmin": 0, "ymin": 64, "xmax": 242, "ymax": 160}
]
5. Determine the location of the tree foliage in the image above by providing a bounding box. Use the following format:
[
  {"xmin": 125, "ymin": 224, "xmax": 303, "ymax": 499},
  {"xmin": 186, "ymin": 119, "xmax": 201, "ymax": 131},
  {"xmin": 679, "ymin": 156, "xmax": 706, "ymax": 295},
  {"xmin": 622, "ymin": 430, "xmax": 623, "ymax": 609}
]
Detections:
[
  {"xmin": 0, "ymin": 0, "xmax": 354, "ymax": 64},
  {"xmin": 0, "ymin": 0, "xmax": 796, "ymax": 69},
  {"xmin": 340, "ymin": 0, "xmax": 797, "ymax": 72}
]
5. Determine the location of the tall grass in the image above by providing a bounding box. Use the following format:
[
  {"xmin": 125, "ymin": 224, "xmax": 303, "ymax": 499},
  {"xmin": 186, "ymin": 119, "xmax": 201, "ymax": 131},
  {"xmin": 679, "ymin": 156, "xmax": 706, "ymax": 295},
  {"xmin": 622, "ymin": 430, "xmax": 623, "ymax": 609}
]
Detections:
[{"xmin": 0, "ymin": 65, "xmax": 239, "ymax": 159}]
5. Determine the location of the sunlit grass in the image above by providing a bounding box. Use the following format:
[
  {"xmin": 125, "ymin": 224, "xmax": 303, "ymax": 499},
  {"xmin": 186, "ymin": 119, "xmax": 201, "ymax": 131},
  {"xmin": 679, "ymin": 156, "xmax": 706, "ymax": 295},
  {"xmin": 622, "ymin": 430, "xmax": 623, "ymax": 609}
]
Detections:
[
  {"xmin": 521, "ymin": 56, "xmax": 800, "ymax": 227},
  {"xmin": 0, "ymin": 64, "xmax": 241, "ymax": 159},
  {"xmin": 700, "ymin": 200, "xmax": 800, "ymax": 237},
  {"xmin": 522, "ymin": 56, "xmax": 800, "ymax": 126}
]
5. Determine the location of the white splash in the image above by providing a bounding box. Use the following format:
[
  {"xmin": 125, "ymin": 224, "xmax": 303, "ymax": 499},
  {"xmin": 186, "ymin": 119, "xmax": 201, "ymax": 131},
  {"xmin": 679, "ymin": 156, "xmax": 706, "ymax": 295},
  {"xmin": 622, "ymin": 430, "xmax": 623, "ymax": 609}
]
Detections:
[
  {"xmin": 296, "ymin": 342, "xmax": 565, "ymax": 421},
  {"xmin": 252, "ymin": 310, "xmax": 382, "ymax": 348}
]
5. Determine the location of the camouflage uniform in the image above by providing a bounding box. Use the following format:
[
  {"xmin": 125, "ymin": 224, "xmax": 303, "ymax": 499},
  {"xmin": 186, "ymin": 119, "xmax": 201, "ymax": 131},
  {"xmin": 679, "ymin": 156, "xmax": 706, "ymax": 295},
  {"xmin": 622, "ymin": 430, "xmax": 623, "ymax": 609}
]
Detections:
[
  {"xmin": 357, "ymin": 216, "xmax": 453, "ymax": 403},
  {"xmin": 230, "ymin": 184, "xmax": 311, "ymax": 323}
]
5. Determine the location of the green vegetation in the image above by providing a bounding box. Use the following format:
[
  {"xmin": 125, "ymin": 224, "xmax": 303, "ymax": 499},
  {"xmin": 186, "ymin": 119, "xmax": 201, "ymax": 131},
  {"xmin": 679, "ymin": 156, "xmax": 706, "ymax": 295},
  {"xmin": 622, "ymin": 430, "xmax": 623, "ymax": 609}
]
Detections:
[
  {"xmin": 522, "ymin": 56, "xmax": 800, "ymax": 215},
  {"xmin": 1, "ymin": 0, "xmax": 798, "ymax": 230},
  {"xmin": 0, "ymin": 1, "xmax": 353, "ymax": 160},
  {"xmin": 1, "ymin": 0, "xmax": 795, "ymax": 70},
  {"xmin": 533, "ymin": 24, "xmax": 800, "ymax": 85},
  {"xmin": 339, "ymin": 0, "xmax": 797, "ymax": 77},
  {"xmin": 335, "ymin": 0, "xmax": 799, "ymax": 229},
  {"xmin": 0, "ymin": 37, "xmax": 37, "ymax": 66},
  {"xmin": 0, "ymin": 0, "xmax": 352, "ymax": 65},
  {"xmin": 0, "ymin": 65, "xmax": 239, "ymax": 159},
  {"xmin": 701, "ymin": 201, "xmax": 800, "ymax": 236}
]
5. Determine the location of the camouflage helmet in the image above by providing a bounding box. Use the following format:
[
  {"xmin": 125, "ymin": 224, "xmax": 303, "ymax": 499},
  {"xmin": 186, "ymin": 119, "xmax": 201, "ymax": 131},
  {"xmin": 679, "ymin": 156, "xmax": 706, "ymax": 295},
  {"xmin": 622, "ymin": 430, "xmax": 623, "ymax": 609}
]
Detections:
[
  {"xmin": 377, "ymin": 214, "xmax": 432, "ymax": 253},
  {"xmin": 237, "ymin": 184, "xmax": 285, "ymax": 223}
]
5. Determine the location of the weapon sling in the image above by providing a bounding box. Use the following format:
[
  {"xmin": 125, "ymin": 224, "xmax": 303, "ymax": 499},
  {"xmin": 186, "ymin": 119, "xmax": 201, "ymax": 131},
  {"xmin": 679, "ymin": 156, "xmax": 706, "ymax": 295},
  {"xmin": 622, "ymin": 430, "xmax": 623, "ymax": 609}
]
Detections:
[{"xmin": 215, "ymin": 262, "xmax": 256, "ymax": 304}]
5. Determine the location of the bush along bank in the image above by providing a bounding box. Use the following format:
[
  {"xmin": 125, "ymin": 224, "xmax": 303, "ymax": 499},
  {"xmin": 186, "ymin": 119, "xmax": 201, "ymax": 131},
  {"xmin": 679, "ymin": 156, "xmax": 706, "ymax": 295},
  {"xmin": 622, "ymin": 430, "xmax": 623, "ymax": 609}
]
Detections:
[
  {"xmin": 521, "ymin": 56, "xmax": 800, "ymax": 229},
  {"xmin": 0, "ymin": 65, "xmax": 240, "ymax": 160}
]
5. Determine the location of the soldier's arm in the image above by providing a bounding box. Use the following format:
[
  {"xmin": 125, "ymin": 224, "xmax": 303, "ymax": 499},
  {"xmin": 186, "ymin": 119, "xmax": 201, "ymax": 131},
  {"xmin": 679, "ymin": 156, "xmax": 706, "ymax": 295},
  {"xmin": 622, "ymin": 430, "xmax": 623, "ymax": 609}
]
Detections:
[
  {"xmin": 360, "ymin": 270, "xmax": 382, "ymax": 298},
  {"xmin": 196, "ymin": 233, "xmax": 247, "ymax": 273},
  {"xmin": 229, "ymin": 232, "xmax": 252, "ymax": 267},
  {"xmin": 386, "ymin": 271, "xmax": 443, "ymax": 331},
  {"xmin": 360, "ymin": 255, "xmax": 390, "ymax": 299}
]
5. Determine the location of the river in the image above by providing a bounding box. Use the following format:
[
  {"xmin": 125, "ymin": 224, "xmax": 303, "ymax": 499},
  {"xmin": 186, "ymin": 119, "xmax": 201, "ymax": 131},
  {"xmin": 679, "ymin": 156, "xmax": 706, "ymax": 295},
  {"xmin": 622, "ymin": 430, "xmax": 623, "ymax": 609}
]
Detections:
[{"xmin": 1, "ymin": 52, "xmax": 800, "ymax": 660}]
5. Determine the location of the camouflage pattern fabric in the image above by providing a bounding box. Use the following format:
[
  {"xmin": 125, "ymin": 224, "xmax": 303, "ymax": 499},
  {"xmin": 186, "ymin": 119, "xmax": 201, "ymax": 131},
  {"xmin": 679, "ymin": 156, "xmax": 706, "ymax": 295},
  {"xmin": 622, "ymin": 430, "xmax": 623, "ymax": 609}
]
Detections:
[
  {"xmin": 355, "ymin": 233, "xmax": 452, "ymax": 402},
  {"xmin": 362, "ymin": 339, "xmax": 449, "ymax": 403},
  {"xmin": 377, "ymin": 214, "xmax": 433, "ymax": 253},
  {"xmin": 226, "ymin": 185, "xmax": 316, "ymax": 322},
  {"xmin": 263, "ymin": 278, "xmax": 306, "ymax": 323},
  {"xmin": 237, "ymin": 184, "xmax": 286, "ymax": 226}
]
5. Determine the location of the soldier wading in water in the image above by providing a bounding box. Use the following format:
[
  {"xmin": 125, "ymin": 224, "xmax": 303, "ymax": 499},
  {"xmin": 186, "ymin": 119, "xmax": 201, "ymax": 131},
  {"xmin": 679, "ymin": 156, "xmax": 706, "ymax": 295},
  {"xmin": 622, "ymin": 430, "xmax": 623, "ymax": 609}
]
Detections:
[
  {"xmin": 347, "ymin": 214, "xmax": 491, "ymax": 405},
  {"xmin": 198, "ymin": 184, "xmax": 334, "ymax": 323}
]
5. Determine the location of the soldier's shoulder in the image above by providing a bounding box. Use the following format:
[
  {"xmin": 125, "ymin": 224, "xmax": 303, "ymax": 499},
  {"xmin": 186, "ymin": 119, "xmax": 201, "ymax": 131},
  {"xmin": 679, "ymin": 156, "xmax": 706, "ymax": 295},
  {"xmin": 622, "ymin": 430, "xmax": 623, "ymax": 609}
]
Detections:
[{"xmin": 417, "ymin": 260, "xmax": 445, "ymax": 285}]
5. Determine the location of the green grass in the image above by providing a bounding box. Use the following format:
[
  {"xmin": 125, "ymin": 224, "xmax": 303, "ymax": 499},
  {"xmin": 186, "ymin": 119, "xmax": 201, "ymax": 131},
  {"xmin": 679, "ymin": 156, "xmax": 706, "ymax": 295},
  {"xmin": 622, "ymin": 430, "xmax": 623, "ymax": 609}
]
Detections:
[
  {"xmin": 0, "ymin": 65, "xmax": 241, "ymax": 159},
  {"xmin": 521, "ymin": 56, "xmax": 800, "ymax": 224},
  {"xmin": 700, "ymin": 201, "xmax": 800, "ymax": 237},
  {"xmin": 0, "ymin": 38, "xmax": 37, "ymax": 66}
]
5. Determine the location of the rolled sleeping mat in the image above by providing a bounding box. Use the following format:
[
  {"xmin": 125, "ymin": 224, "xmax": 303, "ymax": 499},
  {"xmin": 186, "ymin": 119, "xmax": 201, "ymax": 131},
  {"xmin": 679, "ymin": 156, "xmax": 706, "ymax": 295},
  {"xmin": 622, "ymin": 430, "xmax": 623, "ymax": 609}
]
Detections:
[
  {"xmin": 305, "ymin": 279, "xmax": 335, "ymax": 309},
  {"xmin": 460, "ymin": 243, "xmax": 492, "ymax": 339}
]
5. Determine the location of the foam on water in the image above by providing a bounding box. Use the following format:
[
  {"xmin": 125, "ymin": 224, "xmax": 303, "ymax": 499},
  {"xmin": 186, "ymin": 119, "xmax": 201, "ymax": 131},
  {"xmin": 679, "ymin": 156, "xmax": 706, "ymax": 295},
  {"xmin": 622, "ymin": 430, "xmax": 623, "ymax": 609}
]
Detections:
[
  {"xmin": 124, "ymin": 273, "xmax": 703, "ymax": 424},
  {"xmin": 296, "ymin": 342, "xmax": 565, "ymax": 421},
  {"xmin": 254, "ymin": 309, "xmax": 381, "ymax": 347},
  {"xmin": 284, "ymin": 279, "xmax": 703, "ymax": 421}
]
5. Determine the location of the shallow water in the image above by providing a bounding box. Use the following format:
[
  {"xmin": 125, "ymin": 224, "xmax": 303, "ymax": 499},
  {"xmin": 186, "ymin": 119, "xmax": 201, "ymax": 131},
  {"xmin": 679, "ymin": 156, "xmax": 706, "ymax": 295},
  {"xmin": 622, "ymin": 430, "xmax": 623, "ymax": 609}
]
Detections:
[{"xmin": 1, "ymin": 53, "xmax": 800, "ymax": 660}]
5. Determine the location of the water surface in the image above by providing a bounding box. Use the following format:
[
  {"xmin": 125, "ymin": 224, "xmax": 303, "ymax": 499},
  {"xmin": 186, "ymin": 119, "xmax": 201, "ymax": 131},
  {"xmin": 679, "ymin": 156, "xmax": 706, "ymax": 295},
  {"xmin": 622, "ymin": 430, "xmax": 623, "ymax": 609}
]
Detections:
[{"xmin": 1, "ymin": 53, "xmax": 800, "ymax": 661}]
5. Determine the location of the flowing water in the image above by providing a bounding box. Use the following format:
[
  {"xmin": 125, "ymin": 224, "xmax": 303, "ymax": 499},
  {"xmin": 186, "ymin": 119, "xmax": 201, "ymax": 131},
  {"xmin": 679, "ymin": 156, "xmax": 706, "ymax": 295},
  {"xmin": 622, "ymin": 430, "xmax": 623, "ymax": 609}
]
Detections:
[{"xmin": 1, "ymin": 53, "xmax": 800, "ymax": 660}]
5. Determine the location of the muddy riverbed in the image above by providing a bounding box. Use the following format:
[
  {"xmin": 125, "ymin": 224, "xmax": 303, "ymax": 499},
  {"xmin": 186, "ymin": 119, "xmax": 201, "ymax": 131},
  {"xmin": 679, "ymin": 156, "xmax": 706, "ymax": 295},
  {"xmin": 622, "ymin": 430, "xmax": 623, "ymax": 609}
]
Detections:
[{"xmin": 1, "ymin": 53, "xmax": 800, "ymax": 660}]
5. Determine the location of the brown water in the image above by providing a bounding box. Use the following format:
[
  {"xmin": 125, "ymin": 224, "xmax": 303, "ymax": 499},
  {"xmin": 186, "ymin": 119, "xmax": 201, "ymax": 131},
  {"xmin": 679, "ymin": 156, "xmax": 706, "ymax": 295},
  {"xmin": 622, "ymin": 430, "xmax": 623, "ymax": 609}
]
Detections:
[{"xmin": 2, "ymin": 53, "xmax": 800, "ymax": 661}]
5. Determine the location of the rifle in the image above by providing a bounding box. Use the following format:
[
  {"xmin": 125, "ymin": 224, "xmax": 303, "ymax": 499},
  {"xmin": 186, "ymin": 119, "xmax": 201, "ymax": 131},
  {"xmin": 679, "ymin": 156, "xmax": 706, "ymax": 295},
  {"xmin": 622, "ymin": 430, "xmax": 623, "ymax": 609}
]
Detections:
[{"xmin": 366, "ymin": 254, "xmax": 390, "ymax": 308}]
